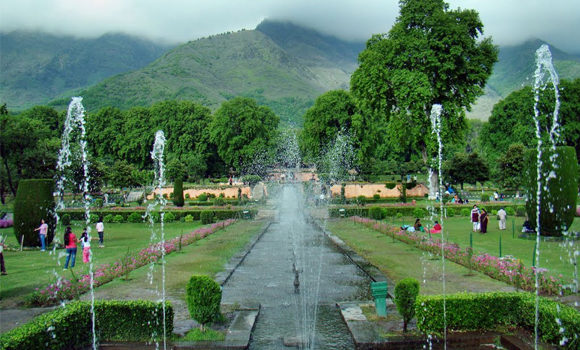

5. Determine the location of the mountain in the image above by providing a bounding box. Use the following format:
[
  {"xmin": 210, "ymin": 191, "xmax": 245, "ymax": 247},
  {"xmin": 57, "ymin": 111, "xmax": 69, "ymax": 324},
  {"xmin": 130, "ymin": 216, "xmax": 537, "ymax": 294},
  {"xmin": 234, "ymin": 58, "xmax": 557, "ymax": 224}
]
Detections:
[
  {"xmin": 467, "ymin": 38, "xmax": 580, "ymax": 120},
  {"xmin": 2, "ymin": 22, "xmax": 580, "ymax": 123},
  {"xmin": 0, "ymin": 31, "xmax": 173, "ymax": 110},
  {"xmin": 56, "ymin": 20, "xmax": 364, "ymax": 125}
]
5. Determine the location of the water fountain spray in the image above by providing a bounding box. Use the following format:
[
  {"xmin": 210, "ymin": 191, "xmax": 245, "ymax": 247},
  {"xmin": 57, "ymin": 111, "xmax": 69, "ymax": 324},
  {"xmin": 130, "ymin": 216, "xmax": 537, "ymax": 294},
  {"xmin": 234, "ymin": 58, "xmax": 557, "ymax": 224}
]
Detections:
[
  {"xmin": 532, "ymin": 44, "xmax": 561, "ymax": 350},
  {"xmin": 430, "ymin": 104, "xmax": 447, "ymax": 349},
  {"xmin": 146, "ymin": 130, "xmax": 168, "ymax": 349},
  {"xmin": 54, "ymin": 97, "xmax": 97, "ymax": 349}
]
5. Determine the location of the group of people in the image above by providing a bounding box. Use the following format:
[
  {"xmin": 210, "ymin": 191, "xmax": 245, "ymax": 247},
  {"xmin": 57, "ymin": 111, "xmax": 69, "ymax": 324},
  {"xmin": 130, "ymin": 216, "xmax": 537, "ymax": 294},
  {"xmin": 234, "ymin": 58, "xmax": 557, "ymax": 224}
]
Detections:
[
  {"xmin": 35, "ymin": 218, "xmax": 106, "ymax": 270},
  {"xmin": 470, "ymin": 205, "xmax": 507, "ymax": 234},
  {"xmin": 402, "ymin": 218, "xmax": 442, "ymax": 234}
]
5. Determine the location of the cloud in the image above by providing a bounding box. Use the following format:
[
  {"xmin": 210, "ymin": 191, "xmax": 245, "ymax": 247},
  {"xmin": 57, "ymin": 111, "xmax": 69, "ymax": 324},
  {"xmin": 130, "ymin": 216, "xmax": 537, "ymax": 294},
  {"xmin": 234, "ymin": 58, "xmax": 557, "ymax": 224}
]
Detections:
[{"xmin": 1, "ymin": 0, "xmax": 579, "ymax": 53}]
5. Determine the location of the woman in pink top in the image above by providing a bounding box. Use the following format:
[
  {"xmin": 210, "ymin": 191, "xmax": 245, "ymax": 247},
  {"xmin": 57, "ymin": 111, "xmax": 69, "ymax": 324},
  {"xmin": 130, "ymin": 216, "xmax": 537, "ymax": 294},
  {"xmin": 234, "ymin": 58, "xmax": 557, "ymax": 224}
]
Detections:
[{"xmin": 64, "ymin": 226, "xmax": 77, "ymax": 270}]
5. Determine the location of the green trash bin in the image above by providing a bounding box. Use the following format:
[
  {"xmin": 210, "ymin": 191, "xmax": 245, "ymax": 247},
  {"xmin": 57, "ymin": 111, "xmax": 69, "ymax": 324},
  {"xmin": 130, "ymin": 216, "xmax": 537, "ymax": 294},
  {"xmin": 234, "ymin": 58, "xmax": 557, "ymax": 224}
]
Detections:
[{"xmin": 371, "ymin": 281, "xmax": 388, "ymax": 317}]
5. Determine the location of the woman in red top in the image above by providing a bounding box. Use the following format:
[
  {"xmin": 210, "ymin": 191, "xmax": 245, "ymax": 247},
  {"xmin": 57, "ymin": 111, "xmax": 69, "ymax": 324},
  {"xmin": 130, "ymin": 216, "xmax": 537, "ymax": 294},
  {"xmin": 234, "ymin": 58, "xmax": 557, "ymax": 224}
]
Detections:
[
  {"xmin": 64, "ymin": 226, "xmax": 77, "ymax": 270},
  {"xmin": 432, "ymin": 221, "xmax": 442, "ymax": 233}
]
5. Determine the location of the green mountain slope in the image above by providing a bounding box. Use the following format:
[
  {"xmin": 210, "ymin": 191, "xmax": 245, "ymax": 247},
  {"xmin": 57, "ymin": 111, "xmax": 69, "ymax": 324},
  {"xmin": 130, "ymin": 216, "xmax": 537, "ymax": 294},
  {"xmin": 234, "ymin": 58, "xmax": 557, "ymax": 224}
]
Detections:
[
  {"xmin": 73, "ymin": 28, "xmax": 342, "ymax": 125},
  {"xmin": 0, "ymin": 31, "xmax": 173, "ymax": 110}
]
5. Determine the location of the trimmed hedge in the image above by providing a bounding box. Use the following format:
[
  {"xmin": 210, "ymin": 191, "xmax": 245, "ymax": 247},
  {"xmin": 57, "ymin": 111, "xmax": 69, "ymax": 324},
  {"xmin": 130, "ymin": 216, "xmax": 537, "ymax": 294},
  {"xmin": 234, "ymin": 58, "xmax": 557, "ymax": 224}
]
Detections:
[
  {"xmin": 201, "ymin": 211, "xmax": 213, "ymax": 225},
  {"xmin": 13, "ymin": 179, "xmax": 56, "ymax": 247},
  {"xmin": 0, "ymin": 300, "xmax": 173, "ymax": 350},
  {"xmin": 172, "ymin": 178, "xmax": 185, "ymax": 207},
  {"xmin": 395, "ymin": 278, "xmax": 420, "ymax": 332},
  {"xmin": 59, "ymin": 209, "xmax": 257, "ymax": 222},
  {"xmin": 416, "ymin": 292, "xmax": 579, "ymax": 348}
]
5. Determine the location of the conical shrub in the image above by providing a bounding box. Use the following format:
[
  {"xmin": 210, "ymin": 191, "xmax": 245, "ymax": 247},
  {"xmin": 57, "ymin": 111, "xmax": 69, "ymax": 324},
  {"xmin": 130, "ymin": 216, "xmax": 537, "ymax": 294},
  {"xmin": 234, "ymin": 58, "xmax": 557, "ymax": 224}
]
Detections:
[{"xmin": 14, "ymin": 179, "xmax": 56, "ymax": 247}]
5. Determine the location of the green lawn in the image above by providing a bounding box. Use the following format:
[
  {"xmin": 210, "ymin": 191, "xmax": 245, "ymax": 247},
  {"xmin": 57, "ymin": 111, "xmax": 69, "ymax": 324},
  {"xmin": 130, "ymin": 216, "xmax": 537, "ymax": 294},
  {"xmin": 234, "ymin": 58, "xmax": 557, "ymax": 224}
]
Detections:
[
  {"xmin": 348, "ymin": 215, "xmax": 578, "ymax": 285},
  {"xmin": 0, "ymin": 221, "xmax": 206, "ymax": 307},
  {"xmin": 324, "ymin": 219, "xmax": 516, "ymax": 295}
]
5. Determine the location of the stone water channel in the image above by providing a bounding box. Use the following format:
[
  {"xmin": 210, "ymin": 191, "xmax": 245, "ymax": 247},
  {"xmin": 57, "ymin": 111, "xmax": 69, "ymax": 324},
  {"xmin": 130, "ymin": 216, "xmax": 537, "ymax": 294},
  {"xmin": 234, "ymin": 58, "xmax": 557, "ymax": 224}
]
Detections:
[{"xmin": 222, "ymin": 185, "xmax": 372, "ymax": 349}]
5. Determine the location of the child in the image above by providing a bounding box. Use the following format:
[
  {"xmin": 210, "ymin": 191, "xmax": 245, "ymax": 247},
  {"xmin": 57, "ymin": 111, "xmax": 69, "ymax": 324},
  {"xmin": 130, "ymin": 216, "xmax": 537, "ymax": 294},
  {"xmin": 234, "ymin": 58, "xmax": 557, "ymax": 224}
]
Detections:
[{"xmin": 80, "ymin": 228, "xmax": 91, "ymax": 263}]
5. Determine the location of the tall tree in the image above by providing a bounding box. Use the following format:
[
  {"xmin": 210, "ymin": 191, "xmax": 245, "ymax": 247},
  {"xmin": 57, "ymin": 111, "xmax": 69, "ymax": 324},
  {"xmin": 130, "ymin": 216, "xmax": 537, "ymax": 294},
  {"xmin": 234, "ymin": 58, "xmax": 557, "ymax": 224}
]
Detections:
[
  {"xmin": 210, "ymin": 97, "xmax": 279, "ymax": 172},
  {"xmin": 443, "ymin": 152, "xmax": 490, "ymax": 190},
  {"xmin": 497, "ymin": 143, "xmax": 525, "ymax": 190},
  {"xmin": 351, "ymin": 0, "xmax": 498, "ymax": 189}
]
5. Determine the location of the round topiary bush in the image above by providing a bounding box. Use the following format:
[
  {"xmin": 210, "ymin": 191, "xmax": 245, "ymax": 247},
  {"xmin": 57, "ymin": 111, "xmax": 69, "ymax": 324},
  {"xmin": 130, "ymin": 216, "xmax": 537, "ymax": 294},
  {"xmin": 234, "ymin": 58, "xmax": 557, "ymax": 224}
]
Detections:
[
  {"xmin": 164, "ymin": 212, "xmax": 176, "ymax": 222},
  {"xmin": 198, "ymin": 193, "xmax": 208, "ymax": 202},
  {"xmin": 481, "ymin": 194, "xmax": 490, "ymax": 202},
  {"xmin": 61, "ymin": 213, "xmax": 72, "ymax": 226},
  {"xmin": 200, "ymin": 211, "xmax": 213, "ymax": 225},
  {"xmin": 394, "ymin": 277, "xmax": 420, "ymax": 332},
  {"xmin": 172, "ymin": 178, "xmax": 185, "ymax": 207},
  {"xmin": 505, "ymin": 207, "xmax": 515, "ymax": 216},
  {"xmin": 127, "ymin": 212, "xmax": 142, "ymax": 223},
  {"xmin": 104, "ymin": 214, "xmax": 114, "ymax": 223},
  {"xmin": 460, "ymin": 208, "xmax": 471, "ymax": 217},
  {"xmin": 369, "ymin": 207, "xmax": 384, "ymax": 220},
  {"xmin": 516, "ymin": 206, "xmax": 526, "ymax": 217},
  {"xmin": 446, "ymin": 208, "xmax": 455, "ymax": 217},
  {"xmin": 14, "ymin": 179, "xmax": 56, "ymax": 247},
  {"xmin": 412, "ymin": 208, "xmax": 425, "ymax": 219},
  {"xmin": 186, "ymin": 275, "xmax": 222, "ymax": 330},
  {"xmin": 396, "ymin": 212, "xmax": 403, "ymax": 219},
  {"xmin": 113, "ymin": 214, "xmax": 124, "ymax": 223},
  {"xmin": 524, "ymin": 146, "xmax": 579, "ymax": 236},
  {"xmin": 373, "ymin": 194, "xmax": 381, "ymax": 200},
  {"xmin": 95, "ymin": 198, "xmax": 104, "ymax": 208},
  {"xmin": 357, "ymin": 195, "xmax": 366, "ymax": 206},
  {"xmin": 385, "ymin": 182, "xmax": 397, "ymax": 190},
  {"xmin": 184, "ymin": 214, "xmax": 194, "ymax": 223}
]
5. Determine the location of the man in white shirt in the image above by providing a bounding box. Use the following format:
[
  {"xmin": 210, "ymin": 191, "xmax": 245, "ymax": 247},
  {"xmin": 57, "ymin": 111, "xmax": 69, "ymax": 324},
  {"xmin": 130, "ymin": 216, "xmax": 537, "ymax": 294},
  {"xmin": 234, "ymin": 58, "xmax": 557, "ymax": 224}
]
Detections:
[{"xmin": 497, "ymin": 207, "xmax": 507, "ymax": 230}]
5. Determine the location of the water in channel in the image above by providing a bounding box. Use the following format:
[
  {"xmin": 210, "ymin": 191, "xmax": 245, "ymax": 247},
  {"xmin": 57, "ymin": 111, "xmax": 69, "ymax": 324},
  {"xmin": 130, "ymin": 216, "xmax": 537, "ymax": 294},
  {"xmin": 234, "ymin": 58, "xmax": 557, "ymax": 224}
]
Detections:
[{"xmin": 222, "ymin": 185, "xmax": 372, "ymax": 350}]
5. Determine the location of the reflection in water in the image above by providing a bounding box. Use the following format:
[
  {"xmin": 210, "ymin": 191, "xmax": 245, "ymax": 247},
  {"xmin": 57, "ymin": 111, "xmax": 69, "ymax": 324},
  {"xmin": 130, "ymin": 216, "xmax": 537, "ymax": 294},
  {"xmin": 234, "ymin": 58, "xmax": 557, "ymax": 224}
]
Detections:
[{"xmin": 222, "ymin": 185, "xmax": 371, "ymax": 349}]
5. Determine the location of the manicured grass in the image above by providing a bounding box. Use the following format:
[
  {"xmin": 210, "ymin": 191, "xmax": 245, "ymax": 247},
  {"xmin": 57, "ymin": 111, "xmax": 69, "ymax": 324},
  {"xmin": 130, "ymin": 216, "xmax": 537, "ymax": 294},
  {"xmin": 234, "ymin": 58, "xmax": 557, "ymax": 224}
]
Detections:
[
  {"xmin": 90, "ymin": 220, "xmax": 266, "ymax": 297},
  {"xmin": 324, "ymin": 219, "xmax": 516, "ymax": 295},
  {"xmin": 0, "ymin": 221, "xmax": 203, "ymax": 307},
  {"xmin": 182, "ymin": 328, "xmax": 226, "ymax": 341}
]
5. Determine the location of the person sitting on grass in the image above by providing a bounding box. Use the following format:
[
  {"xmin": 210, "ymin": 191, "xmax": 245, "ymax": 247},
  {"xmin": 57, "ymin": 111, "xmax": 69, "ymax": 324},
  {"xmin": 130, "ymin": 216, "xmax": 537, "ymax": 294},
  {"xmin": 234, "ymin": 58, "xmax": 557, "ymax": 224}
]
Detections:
[
  {"xmin": 413, "ymin": 218, "xmax": 424, "ymax": 232},
  {"xmin": 431, "ymin": 221, "xmax": 442, "ymax": 234}
]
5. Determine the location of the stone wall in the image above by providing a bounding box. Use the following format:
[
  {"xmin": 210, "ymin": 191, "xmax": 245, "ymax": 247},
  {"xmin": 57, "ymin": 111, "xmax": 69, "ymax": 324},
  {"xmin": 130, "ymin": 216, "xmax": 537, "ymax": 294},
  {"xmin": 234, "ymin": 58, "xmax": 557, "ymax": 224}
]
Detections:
[
  {"xmin": 148, "ymin": 186, "xmax": 252, "ymax": 200},
  {"xmin": 330, "ymin": 183, "xmax": 429, "ymax": 198}
]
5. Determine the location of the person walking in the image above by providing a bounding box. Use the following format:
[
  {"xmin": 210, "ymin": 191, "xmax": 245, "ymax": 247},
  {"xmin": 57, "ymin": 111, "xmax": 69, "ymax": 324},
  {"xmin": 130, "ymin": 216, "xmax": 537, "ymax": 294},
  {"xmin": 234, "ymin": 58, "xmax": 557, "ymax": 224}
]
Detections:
[
  {"xmin": 0, "ymin": 239, "xmax": 7, "ymax": 275},
  {"xmin": 480, "ymin": 208, "xmax": 489, "ymax": 234},
  {"xmin": 497, "ymin": 207, "xmax": 507, "ymax": 230},
  {"xmin": 80, "ymin": 228, "xmax": 91, "ymax": 263},
  {"xmin": 96, "ymin": 218, "xmax": 105, "ymax": 248},
  {"xmin": 34, "ymin": 219, "xmax": 48, "ymax": 251},
  {"xmin": 470, "ymin": 205, "xmax": 480, "ymax": 232},
  {"xmin": 63, "ymin": 226, "xmax": 77, "ymax": 270}
]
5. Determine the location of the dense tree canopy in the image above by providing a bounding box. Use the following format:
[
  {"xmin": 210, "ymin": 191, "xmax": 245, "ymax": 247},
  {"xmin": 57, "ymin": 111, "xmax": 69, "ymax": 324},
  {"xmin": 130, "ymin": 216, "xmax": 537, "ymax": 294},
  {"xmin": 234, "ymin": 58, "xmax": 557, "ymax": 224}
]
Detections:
[
  {"xmin": 351, "ymin": 0, "xmax": 498, "ymax": 163},
  {"xmin": 481, "ymin": 78, "xmax": 580, "ymax": 164},
  {"xmin": 210, "ymin": 97, "xmax": 279, "ymax": 172},
  {"xmin": 443, "ymin": 152, "xmax": 490, "ymax": 190}
]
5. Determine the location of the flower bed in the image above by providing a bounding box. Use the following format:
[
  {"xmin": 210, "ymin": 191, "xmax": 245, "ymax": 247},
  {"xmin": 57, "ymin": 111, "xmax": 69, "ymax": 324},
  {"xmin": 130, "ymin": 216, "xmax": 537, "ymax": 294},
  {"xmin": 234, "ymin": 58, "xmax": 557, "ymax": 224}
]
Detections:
[
  {"xmin": 350, "ymin": 217, "xmax": 565, "ymax": 295},
  {"xmin": 25, "ymin": 220, "xmax": 236, "ymax": 307}
]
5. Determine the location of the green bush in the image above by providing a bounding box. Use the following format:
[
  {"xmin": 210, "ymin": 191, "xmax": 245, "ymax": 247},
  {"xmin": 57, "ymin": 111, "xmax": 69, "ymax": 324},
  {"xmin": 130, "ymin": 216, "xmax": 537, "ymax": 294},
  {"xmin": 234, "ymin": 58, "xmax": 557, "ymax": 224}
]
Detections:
[
  {"xmin": 198, "ymin": 193, "xmax": 208, "ymax": 202},
  {"xmin": 172, "ymin": 178, "xmax": 185, "ymax": 207},
  {"xmin": 61, "ymin": 213, "xmax": 72, "ymax": 226},
  {"xmin": 460, "ymin": 208, "xmax": 471, "ymax": 217},
  {"xmin": 385, "ymin": 182, "xmax": 397, "ymax": 190},
  {"xmin": 103, "ymin": 214, "xmax": 114, "ymax": 223},
  {"xmin": 412, "ymin": 207, "xmax": 425, "ymax": 218},
  {"xmin": 185, "ymin": 193, "xmax": 190, "ymax": 199},
  {"xmin": 164, "ymin": 212, "xmax": 176, "ymax": 222},
  {"xmin": 481, "ymin": 193, "xmax": 490, "ymax": 202},
  {"xmin": 369, "ymin": 207, "xmax": 384, "ymax": 220},
  {"xmin": 127, "ymin": 212, "xmax": 142, "ymax": 223},
  {"xmin": 186, "ymin": 276, "xmax": 222, "ymax": 330},
  {"xmin": 201, "ymin": 211, "xmax": 213, "ymax": 225},
  {"xmin": 524, "ymin": 146, "xmax": 579, "ymax": 236},
  {"xmin": 357, "ymin": 195, "xmax": 366, "ymax": 206},
  {"xmin": 505, "ymin": 207, "xmax": 515, "ymax": 216},
  {"xmin": 13, "ymin": 179, "xmax": 56, "ymax": 247},
  {"xmin": 113, "ymin": 214, "xmax": 124, "ymax": 223},
  {"xmin": 373, "ymin": 194, "xmax": 381, "ymax": 200},
  {"xmin": 214, "ymin": 197, "xmax": 225, "ymax": 206},
  {"xmin": 184, "ymin": 214, "xmax": 194, "ymax": 222},
  {"xmin": 516, "ymin": 206, "xmax": 526, "ymax": 217},
  {"xmin": 89, "ymin": 214, "xmax": 99, "ymax": 223},
  {"xmin": 415, "ymin": 292, "xmax": 580, "ymax": 348},
  {"xmin": 0, "ymin": 300, "xmax": 173, "ymax": 350},
  {"xmin": 396, "ymin": 212, "xmax": 403, "ymax": 219},
  {"xmin": 95, "ymin": 198, "xmax": 104, "ymax": 208},
  {"xmin": 491, "ymin": 210, "xmax": 498, "ymax": 216},
  {"xmin": 446, "ymin": 208, "xmax": 455, "ymax": 217},
  {"xmin": 395, "ymin": 278, "xmax": 420, "ymax": 332}
]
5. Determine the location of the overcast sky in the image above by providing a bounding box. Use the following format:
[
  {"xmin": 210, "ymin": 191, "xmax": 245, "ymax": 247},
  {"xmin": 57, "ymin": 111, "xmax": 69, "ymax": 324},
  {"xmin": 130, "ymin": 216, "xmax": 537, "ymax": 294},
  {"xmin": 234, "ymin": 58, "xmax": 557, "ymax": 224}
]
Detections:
[{"xmin": 1, "ymin": 0, "xmax": 579, "ymax": 54}]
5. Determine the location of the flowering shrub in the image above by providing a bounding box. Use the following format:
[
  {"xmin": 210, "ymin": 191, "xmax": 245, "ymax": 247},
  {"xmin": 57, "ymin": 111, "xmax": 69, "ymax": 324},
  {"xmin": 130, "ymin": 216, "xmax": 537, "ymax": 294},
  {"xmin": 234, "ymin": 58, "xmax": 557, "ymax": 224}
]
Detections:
[
  {"xmin": 350, "ymin": 217, "xmax": 565, "ymax": 295},
  {"xmin": 25, "ymin": 220, "xmax": 236, "ymax": 307}
]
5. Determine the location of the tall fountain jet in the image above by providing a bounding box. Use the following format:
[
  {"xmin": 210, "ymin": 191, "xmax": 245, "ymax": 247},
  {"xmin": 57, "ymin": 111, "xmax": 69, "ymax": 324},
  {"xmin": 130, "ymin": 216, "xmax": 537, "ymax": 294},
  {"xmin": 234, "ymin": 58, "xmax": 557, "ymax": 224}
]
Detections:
[{"xmin": 54, "ymin": 96, "xmax": 97, "ymax": 349}]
